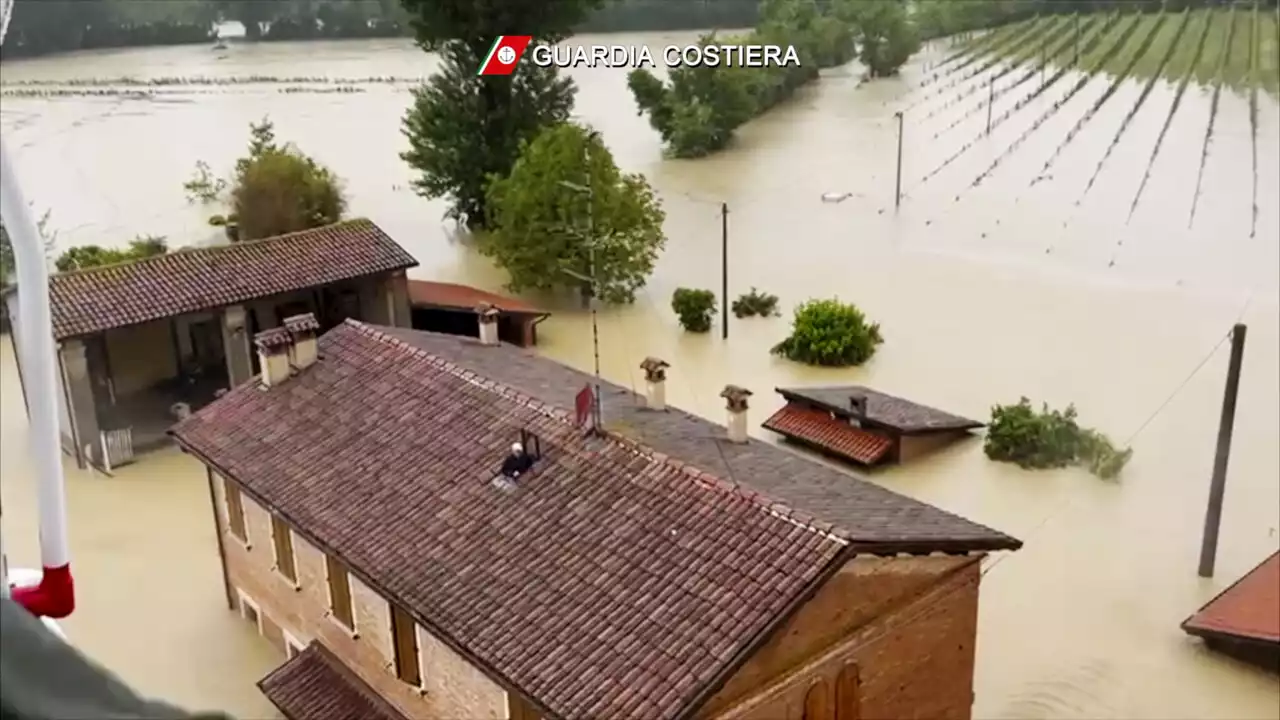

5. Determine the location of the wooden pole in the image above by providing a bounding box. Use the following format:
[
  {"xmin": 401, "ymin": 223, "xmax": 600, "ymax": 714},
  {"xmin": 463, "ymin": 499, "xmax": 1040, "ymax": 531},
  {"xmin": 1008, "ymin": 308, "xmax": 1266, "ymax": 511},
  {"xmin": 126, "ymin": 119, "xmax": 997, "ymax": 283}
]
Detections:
[
  {"xmin": 1198, "ymin": 323, "xmax": 1248, "ymax": 578},
  {"xmin": 721, "ymin": 202, "xmax": 729, "ymax": 340},
  {"xmin": 986, "ymin": 77, "xmax": 994, "ymax": 135},
  {"xmin": 894, "ymin": 111, "xmax": 904, "ymax": 209}
]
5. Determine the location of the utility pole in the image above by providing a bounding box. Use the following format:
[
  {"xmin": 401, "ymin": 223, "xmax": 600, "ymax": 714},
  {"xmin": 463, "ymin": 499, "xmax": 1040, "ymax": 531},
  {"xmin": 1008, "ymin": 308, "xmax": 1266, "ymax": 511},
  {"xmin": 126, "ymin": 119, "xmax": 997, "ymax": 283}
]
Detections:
[
  {"xmin": 1198, "ymin": 323, "xmax": 1248, "ymax": 578},
  {"xmin": 559, "ymin": 138, "xmax": 603, "ymax": 429},
  {"xmin": 721, "ymin": 203, "xmax": 729, "ymax": 339},
  {"xmin": 894, "ymin": 111, "xmax": 904, "ymax": 210},
  {"xmin": 986, "ymin": 76, "xmax": 995, "ymax": 136}
]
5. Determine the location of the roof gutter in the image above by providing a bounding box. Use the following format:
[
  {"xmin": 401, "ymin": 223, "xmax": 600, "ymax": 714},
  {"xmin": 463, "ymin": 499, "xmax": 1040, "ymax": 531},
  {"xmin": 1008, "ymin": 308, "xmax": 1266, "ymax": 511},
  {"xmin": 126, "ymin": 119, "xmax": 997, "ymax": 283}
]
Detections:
[
  {"xmin": 0, "ymin": 136, "xmax": 75, "ymax": 619},
  {"xmin": 673, "ymin": 545, "xmax": 855, "ymax": 720}
]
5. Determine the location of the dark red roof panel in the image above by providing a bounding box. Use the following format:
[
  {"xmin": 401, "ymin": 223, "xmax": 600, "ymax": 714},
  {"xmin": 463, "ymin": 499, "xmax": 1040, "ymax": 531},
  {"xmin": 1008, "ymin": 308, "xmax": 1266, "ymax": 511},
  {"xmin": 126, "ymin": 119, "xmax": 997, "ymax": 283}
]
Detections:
[
  {"xmin": 174, "ymin": 321, "xmax": 845, "ymax": 720},
  {"xmin": 258, "ymin": 642, "xmax": 409, "ymax": 720},
  {"xmin": 763, "ymin": 404, "xmax": 895, "ymax": 465},
  {"xmin": 407, "ymin": 280, "xmax": 545, "ymax": 316},
  {"xmin": 48, "ymin": 219, "xmax": 417, "ymax": 339},
  {"xmin": 1183, "ymin": 551, "xmax": 1280, "ymax": 644}
]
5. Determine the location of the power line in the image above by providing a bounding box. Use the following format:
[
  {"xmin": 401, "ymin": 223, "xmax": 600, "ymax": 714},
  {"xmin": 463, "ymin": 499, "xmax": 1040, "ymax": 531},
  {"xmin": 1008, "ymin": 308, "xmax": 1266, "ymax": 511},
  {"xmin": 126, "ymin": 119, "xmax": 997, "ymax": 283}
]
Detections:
[{"xmin": 1121, "ymin": 327, "xmax": 1232, "ymax": 448}]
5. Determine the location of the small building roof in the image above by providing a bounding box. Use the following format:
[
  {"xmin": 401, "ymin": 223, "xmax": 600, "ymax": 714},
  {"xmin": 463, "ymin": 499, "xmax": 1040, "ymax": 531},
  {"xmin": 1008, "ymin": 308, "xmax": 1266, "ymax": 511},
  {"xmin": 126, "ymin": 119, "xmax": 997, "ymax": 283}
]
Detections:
[
  {"xmin": 1182, "ymin": 551, "xmax": 1280, "ymax": 645},
  {"xmin": 406, "ymin": 279, "xmax": 546, "ymax": 317},
  {"xmin": 40, "ymin": 219, "xmax": 417, "ymax": 340},
  {"xmin": 173, "ymin": 323, "xmax": 1019, "ymax": 720},
  {"xmin": 762, "ymin": 404, "xmax": 894, "ymax": 465},
  {"xmin": 258, "ymin": 642, "xmax": 409, "ymax": 720},
  {"xmin": 776, "ymin": 386, "xmax": 984, "ymax": 434}
]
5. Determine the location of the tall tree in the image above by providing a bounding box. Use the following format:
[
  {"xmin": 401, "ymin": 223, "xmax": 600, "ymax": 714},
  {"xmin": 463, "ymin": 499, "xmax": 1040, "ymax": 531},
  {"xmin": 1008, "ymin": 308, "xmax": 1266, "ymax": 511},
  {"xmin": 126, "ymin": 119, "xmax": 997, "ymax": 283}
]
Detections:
[
  {"xmin": 483, "ymin": 123, "xmax": 666, "ymax": 304},
  {"xmin": 398, "ymin": 0, "xmax": 604, "ymax": 227}
]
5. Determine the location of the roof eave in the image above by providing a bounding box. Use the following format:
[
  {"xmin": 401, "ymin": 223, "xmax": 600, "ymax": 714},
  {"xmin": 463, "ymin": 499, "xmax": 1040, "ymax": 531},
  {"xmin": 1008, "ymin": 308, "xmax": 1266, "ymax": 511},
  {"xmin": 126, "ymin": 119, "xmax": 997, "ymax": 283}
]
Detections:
[{"xmin": 848, "ymin": 536, "xmax": 1024, "ymax": 555}]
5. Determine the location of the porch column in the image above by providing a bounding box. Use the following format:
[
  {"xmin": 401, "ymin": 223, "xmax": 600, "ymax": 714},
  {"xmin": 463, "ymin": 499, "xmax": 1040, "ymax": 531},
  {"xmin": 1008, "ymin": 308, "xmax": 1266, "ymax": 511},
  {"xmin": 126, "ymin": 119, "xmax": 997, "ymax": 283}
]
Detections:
[
  {"xmin": 221, "ymin": 305, "xmax": 253, "ymax": 387},
  {"xmin": 386, "ymin": 271, "xmax": 411, "ymax": 328},
  {"xmin": 60, "ymin": 339, "xmax": 101, "ymax": 469}
]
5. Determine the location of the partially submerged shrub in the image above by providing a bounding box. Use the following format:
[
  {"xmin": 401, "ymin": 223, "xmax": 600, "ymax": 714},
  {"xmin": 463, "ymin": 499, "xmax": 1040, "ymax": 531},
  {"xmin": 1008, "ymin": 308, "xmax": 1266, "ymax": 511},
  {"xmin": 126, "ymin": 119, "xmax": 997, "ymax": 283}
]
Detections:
[
  {"xmin": 732, "ymin": 287, "xmax": 780, "ymax": 318},
  {"xmin": 671, "ymin": 288, "xmax": 717, "ymax": 333},
  {"xmin": 984, "ymin": 398, "xmax": 1132, "ymax": 480},
  {"xmin": 771, "ymin": 298, "xmax": 883, "ymax": 366}
]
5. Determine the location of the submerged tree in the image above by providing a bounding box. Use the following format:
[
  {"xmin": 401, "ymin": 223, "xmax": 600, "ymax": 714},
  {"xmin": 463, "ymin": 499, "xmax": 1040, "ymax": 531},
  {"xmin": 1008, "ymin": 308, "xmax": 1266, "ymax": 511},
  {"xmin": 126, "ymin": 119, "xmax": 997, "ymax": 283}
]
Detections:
[
  {"xmin": 185, "ymin": 118, "xmax": 347, "ymax": 242},
  {"xmin": 398, "ymin": 0, "xmax": 603, "ymax": 227},
  {"xmin": 837, "ymin": 0, "xmax": 920, "ymax": 78},
  {"xmin": 482, "ymin": 123, "xmax": 666, "ymax": 304}
]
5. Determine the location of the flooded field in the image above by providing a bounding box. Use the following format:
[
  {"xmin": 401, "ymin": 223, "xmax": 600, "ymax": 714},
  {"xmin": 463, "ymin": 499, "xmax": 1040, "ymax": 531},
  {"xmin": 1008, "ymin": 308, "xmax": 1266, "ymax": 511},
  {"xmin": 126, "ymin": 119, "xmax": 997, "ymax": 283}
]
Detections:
[{"xmin": 2, "ymin": 30, "xmax": 1278, "ymax": 720}]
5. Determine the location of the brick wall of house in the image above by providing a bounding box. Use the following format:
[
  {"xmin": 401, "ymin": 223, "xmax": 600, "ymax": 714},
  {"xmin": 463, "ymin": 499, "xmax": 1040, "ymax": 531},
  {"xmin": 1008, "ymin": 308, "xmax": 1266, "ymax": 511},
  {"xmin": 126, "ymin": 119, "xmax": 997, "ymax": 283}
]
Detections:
[
  {"xmin": 209, "ymin": 470, "xmax": 509, "ymax": 720},
  {"xmin": 701, "ymin": 554, "xmax": 983, "ymax": 720}
]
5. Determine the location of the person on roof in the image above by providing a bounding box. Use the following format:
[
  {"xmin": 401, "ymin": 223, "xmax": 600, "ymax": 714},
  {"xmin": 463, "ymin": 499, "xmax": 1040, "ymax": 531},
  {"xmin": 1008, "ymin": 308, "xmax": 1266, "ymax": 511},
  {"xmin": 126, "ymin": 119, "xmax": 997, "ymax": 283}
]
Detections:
[
  {"xmin": 0, "ymin": 598, "xmax": 233, "ymax": 720},
  {"xmin": 499, "ymin": 442, "xmax": 533, "ymax": 479}
]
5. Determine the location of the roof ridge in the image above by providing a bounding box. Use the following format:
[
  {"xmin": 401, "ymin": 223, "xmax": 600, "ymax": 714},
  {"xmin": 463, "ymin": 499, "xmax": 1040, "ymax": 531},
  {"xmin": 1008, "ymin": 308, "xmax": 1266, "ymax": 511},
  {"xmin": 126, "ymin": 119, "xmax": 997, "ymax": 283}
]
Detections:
[
  {"xmin": 348, "ymin": 322, "xmax": 847, "ymax": 545},
  {"xmin": 51, "ymin": 218, "xmax": 378, "ymax": 280}
]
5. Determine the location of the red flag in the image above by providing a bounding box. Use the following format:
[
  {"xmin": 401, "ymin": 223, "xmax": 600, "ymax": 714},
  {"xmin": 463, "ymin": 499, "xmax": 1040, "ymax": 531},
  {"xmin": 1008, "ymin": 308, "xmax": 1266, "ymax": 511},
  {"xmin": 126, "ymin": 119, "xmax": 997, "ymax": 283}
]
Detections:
[{"xmin": 478, "ymin": 36, "xmax": 533, "ymax": 76}]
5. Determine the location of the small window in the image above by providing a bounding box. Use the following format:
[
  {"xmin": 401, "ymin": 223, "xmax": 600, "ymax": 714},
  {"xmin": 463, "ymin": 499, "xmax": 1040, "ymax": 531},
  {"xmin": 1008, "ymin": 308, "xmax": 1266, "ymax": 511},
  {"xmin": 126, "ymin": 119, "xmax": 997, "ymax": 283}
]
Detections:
[
  {"xmin": 225, "ymin": 481, "xmax": 248, "ymax": 542},
  {"xmin": 390, "ymin": 605, "xmax": 421, "ymax": 686},
  {"xmin": 271, "ymin": 516, "xmax": 297, "ymax": 583},
  {"xmin": 325, "ymin": 555, "xmax": 355, "ymax": 630}
]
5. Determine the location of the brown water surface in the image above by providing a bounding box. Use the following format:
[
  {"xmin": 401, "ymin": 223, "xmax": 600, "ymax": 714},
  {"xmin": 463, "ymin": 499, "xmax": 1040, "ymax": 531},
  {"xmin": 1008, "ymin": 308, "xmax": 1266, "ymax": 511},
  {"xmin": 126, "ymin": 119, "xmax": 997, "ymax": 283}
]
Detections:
[{"xmin": 2, "ymin": 34, "xmax": 1278, "ymax": 720}]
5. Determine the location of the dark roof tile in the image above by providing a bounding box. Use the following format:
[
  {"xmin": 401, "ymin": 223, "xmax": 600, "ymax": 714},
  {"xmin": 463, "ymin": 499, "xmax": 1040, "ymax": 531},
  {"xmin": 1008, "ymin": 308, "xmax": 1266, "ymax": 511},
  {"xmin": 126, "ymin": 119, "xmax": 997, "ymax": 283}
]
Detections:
[
  {"xmin": 47, "ymin": 219, "xmax": 416, "ymax": 339},
  {"xmin": 173, "ymin": 322, "xmax": 847, "ymax": 720},
  {"xmin": 379, "ymin": 327, "xmax": 1020, "ymax": 554},
  {"xmin": 777, "ymin": 385, "xmax": 984, "ymax": 433},
  {"xmin": 257, "ymin": 642, "xmax": 409, "ymax": 720}
]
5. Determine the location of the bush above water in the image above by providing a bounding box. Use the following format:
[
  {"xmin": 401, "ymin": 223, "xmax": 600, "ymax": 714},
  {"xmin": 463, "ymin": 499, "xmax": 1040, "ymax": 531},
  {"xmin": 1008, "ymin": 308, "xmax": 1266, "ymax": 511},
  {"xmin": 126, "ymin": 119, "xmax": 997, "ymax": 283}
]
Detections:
[
  {"xmin": 672, "ymin": 288, "xmax": 718, "ymax": 332},
  {"xmin": 771, "ymin": 298, "xmax": 883, "ymax": 366},
  {"xmin": 732, "ymin": 287, "xmax": 780, "ymax": 318},
  {"xmin": 984, "ymin": 398, "xmax": 1133, "ymax": 480}
]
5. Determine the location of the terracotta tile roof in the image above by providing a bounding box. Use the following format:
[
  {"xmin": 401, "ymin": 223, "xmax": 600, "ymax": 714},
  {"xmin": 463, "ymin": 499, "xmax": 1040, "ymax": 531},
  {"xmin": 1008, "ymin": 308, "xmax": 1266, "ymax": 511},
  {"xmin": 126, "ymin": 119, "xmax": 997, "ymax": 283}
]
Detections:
[
  {"xmin": 407, "ymin": 280, "xmax": 546, "ymax": 316},
  {"xmin": 777, "ymin": 386, "xmax": 983, "ymax": 433},
  {"xmin": 258, "ymin": 642, "xmax": 409, "ymax": 720},
  {"xmin": 762, "ymin": 404, "xmax": 895, "ymax": 465},
  {"xmin": 46, "ymin": 219, "xmax": 417, "ymax": 340},
  {"xmin": 173, "ymin": 322, "xmax": 848, "ymax": 720},
  {"xmin": 377, "ymin": 327, "xmax": 1021, "ymax": 556},
  {"xmin": 1182, "ymin": 551, "xmax": 1280, "ymax": 644}
]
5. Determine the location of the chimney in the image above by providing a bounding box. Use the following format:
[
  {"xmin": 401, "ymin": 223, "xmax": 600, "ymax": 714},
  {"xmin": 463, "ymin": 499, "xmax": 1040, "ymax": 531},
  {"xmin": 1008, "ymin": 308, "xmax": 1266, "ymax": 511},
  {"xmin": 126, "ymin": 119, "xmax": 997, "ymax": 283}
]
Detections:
[
  {"xmin": 254, "ymin": 327, "xmax": 293, "ymax": 387},
  {"xmin": 639, "ymin": 357, "xmax": 670, "ymax": 411},
  {"xmin": 284, "ymin": 313, "xmax": 320, "ymax": 370},
  {"xmin": 720, "ymin": 384, "xmax": 753, "ymax": 443},
  {"xmin": 476, "ymin": 303, "xmax": 500, "ymax": 345},
  {"xmin": 849, "ymin": 393, "xmax": 867, "ymax": 420}
]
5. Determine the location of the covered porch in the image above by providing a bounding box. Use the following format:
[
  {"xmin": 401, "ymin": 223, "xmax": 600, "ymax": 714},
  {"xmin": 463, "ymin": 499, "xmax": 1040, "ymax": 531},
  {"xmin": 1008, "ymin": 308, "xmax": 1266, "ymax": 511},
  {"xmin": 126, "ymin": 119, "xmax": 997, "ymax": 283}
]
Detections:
[{"xmin": 70, "ymin": 281, "xmax": 379, "ymax": 470}]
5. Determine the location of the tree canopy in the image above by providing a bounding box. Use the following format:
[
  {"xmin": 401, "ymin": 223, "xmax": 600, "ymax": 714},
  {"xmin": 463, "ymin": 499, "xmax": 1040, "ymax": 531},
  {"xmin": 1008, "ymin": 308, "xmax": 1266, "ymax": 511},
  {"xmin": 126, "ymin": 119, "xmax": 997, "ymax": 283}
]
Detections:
[
  {"xmin": 482, "ymin": 123, "xmax": 666, "ymax": 304},
  {"xmin": 836, "ymin": 0, "xmax": 920, "ymax": 78},
  {"xmin": 398, "ymin": 0, "xmax": 603, "ymax": 227},
  {"xmin": 186, "ymin": 118, "xmax": 347, "ymax": 242},
  {"xmin": 54, "ymin": 236, "xmax": 169, "ymax": 272}
]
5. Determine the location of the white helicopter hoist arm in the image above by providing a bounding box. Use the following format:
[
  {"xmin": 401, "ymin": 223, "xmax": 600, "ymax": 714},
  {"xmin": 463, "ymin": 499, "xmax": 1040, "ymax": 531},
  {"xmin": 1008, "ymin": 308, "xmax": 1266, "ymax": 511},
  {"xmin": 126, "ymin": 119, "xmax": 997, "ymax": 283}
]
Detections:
[{"xmin": 0, "ymin": 0, "xmax": 76, "ymax": 619}]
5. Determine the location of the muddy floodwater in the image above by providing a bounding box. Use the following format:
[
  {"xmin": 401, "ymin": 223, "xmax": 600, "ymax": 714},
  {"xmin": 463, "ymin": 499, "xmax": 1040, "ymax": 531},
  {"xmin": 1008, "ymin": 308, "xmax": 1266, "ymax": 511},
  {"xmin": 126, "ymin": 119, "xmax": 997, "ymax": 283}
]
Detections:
[{"xmin": 2, "ymin": 33, "xmax": 1279, "ymax": 719}]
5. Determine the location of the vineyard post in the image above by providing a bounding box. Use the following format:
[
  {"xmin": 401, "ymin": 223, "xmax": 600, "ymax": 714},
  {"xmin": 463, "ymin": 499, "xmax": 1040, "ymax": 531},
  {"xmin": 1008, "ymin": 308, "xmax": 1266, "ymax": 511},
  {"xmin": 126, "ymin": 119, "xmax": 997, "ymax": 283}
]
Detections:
[
  {"xmin": 894, "ymin": 111, "xmax": 904, "ymax": 209},
  {"xmin": 1075, "ymin": 14, "xmax": 1080, "ymax": 67},
  {"xmin": 986, "ymin": 77, "xmax": 994, "ymax": 135},
  {"xmin": 721, "ymin": 202, "xmax": 729, "ymax": 339}
]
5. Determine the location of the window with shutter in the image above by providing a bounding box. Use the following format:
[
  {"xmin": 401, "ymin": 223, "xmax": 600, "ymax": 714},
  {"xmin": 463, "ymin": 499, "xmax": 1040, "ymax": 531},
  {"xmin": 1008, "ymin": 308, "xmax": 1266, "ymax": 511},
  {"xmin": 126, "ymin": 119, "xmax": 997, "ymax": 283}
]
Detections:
[
  {"xmin": 836, "ymin": 664, "xmax": 861, "ymax": 720},
  {"xmin": 390, "ymin": 604, "xmax": 421, "ymax": 686},
  {"xmin": 225, "ymin": 482, "xmax": 248, "ymax": 542},
  {"xmin": 271, "ymin": 516, "xmax": 296, "ymax": 582},
  {"xmin": 325, "ymin": 555, "xmax": 355, "ymax": 630},
  {"xmin": 803, "ymin": 679, "xmax": 833, "ymax": 720}
]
